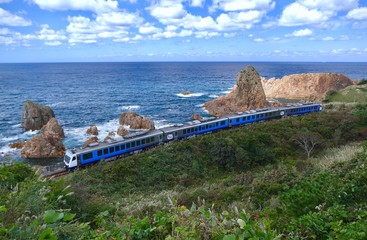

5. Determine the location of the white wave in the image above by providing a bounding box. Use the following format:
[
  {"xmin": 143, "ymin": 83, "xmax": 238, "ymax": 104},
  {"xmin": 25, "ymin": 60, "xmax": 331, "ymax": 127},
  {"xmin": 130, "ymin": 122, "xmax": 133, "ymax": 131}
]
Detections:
[
  {"xmin": 11, "ymin": 123, "xmax": 22, "ymax": 129},
  {"xmin": 176, "ymin": 92, "xmax": 204, "ymax": 98},
  {"xmin": 119, "ymin": 105, "xmax": 141, "ymax": 111},
  {"xmin": 0, "ymin": 145, "xmax": 19, "ymax": 157},
  {"xmin": 49, "ymin": 102, "xmax": 65, "ymax": 107},
  {"xmin": 154, "ymin": 119, "xmax": 173, "ymax": 129},
  {"xmin": 0, "ymin": 130, "xmax": 39, "ymax": 144},
  {"xmin": 201, "ymin": 107, "xmax": 209, "ymax": 114},
  {"xmin": 221, "ymin": 90, "xmax": 231, "ymax": 94},
  {"xmin": 209, "ymin": 94, "xmax": 219, "ymax": 98},
  {"xmin": 195, "ymin": 103, "xmax": 204, "ymax": 107}
]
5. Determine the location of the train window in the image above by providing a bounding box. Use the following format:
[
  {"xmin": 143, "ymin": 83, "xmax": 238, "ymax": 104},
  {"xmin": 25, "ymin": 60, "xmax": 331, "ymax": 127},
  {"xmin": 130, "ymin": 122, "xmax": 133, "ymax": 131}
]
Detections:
[
  {"xmin": 97, "ymin": 150, "xmax": 102, "ymax": 156},
  {"xmin": 146, "ymin": 138, "xmax": 150, "ymax": 143},
  {"xmin": 194, "ymin": 127, "xmax": 198, "ymax": 132},
  {"xmin": 216, "ymin": 122, "xmax": 219, "ymax": 127},
  {"xmin": 109, "ymin": 147, "xmax": 114, "ymax": 153},
  {"xmin": 183, "ymin": 129, "xmax": 186, "ymax": 134},
  {"xmin": 151, "ymin": 137, "xmax": 155, "ymax": 142},
  {"xmin": 116, "ymin": 145, "xmax": 120, "ymax": 151},
  {"xmin": 221, "ymin": 120, "xmax": 226, "ymax": 125},
  {"xmin": 160, "ymin": 135, "xmax": 162, "ymax": 139},
  {"xmin": 103, "ymin": 148, "xmax": 108, "ymax": 155},
  {"xmin": 175, "ymin": 132, "xmax": 177, "ymax": 136},
  {"xmin": 126, "ymin": 142, "xmax": 130, "ymax": 149},
  {"xmin": 131, "ymin": 141, "xmax": 136, "ymax": 147},
  {"xmin": 237, "ymin": 118, "xmax": 240, "ymax": 123},
  {"xmin": 77, "ymin": 155, "xmax": 80, "ymax": 161},
  {"xmin": 83, "ymin": 152, "xmax": 93, "ymax": 160},
  {"xmin": 136, "ymin": 140, "xmax": 141, "ymax": 146},
  {"xmin": 121, "ymin": 144, "xmax": 125, "ymax": 150},
  {"xmin": 229, "ymin": 120, "xmax": 232, "ymax": 124},
  {"xmin": 142, "ymin": 139, "xmax": 146, "ymax": 144}
]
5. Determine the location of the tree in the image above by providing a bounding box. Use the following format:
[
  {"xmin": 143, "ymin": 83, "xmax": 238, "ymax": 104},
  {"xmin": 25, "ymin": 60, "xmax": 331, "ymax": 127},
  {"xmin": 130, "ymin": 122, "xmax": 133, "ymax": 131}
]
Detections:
[{"xmin": 295, "ymin": 134, "xmax": 320, "ymax": 159}]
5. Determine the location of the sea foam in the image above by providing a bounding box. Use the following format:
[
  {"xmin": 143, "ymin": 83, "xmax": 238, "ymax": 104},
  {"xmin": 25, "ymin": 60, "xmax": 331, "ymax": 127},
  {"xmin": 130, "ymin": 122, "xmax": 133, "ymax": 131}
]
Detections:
[{"xmin": 176, "ymin": 92, "xmax": 204, "ymax": 98}]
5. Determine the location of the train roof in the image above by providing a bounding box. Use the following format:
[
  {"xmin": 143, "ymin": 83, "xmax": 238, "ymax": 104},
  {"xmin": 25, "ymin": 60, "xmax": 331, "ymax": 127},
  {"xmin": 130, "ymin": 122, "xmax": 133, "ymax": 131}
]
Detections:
[
  {"xmin": 71, "ymin": 129, "xmax": 163, "ymax": 154},
  {"xmin": 160, "ymin": 116, "xmax": 227, "ymax": 132}
]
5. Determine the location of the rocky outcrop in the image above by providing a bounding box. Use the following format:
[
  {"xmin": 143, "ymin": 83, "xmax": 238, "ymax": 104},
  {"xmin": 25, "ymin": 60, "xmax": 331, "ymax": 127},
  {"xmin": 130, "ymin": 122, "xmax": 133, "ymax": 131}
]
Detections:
[
  {"xmin": 22, "ymin": 100, "xmax": 55, "ymax": 131},
  {"xmin": 182, "ymin": 91, "xmax": 192, "ymax": 95},
  {"xmin": 21, "ymin": 118, "xmax": 65, "ymax": 158},
  {"xmin": 204, "ymin": 66, "xmax": 268, "ymax": 116},
  {"xmin": 86, "ymin": 124, "xmax": 98, "ymax": 135},
  {"xmin": 83, "ymin": 137, "xmax": 99, "ymax": 147},
  {"xmin": 119, "ymin": 112, "xmax": 155, "ymax": 130},
  {"xmin": 262, "ymin": 73, "xmax": 353, "ymax": 100},
  {"xmin": 117, "ymin": 126, "xmax": 128, "ymax": 136},
  {"xmin": 191, "ymin": 113, "xmax": 203, "ymax": 121},
  {"xmin": 41, "ymin": 118, "xmax": 64, "ymax": 138},
  {"xmin": 9, "ymin": 141, "xmax": 26, "ymax": 149}
]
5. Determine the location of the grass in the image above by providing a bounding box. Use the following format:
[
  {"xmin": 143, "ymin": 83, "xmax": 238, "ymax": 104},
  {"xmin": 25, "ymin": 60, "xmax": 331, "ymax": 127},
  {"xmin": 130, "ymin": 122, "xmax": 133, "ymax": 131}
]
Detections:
[{"xmin": 324, "ymin": 85, "xmax": 367, "ymax": 103}]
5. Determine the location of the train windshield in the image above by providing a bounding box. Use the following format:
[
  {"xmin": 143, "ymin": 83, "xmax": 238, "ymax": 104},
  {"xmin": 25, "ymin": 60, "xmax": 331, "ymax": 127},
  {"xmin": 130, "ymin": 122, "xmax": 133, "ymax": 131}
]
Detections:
[{"xmin": 64, "ymin": 155, "xmax": 71, "ymax": 164}]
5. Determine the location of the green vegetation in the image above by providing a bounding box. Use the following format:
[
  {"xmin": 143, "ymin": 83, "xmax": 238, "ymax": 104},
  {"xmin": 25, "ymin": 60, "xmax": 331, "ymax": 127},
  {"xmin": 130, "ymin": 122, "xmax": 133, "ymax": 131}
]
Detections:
[
  {"xmin": 324, "ymin": 84, "xmax": 367, "ymax": 103},
  {"xmin": 1, "ymin": 105, "xmax": 367, "ymax": 239},
  {"xmin": 358, "ymin": 78, "xmax": 367, "ymax": 85}
]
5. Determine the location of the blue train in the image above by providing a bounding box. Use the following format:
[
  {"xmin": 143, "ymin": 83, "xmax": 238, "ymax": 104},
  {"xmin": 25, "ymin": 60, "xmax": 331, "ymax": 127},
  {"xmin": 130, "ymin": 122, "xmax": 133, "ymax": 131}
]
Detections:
[{"xmin": 64, "ymin": 102, "xmax": 322, "ymax": 170}]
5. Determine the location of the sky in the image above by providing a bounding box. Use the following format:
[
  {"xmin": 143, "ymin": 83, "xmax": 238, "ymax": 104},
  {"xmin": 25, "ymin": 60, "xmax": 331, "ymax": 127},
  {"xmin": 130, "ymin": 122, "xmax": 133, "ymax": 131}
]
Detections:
[{"xmin": 0, "ymin": 0, "xmax": 366, "ymax": 62}]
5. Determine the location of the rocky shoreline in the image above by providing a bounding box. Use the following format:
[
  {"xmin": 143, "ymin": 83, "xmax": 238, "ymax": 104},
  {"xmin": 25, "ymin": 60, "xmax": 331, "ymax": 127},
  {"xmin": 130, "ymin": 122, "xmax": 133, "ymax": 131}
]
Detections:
[{"xmin": 6, "ymin": 66, "xmax": 355, "ymax": 160}]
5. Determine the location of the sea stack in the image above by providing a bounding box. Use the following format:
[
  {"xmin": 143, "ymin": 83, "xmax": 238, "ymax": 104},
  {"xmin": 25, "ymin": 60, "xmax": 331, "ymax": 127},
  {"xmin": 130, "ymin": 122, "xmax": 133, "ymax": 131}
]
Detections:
[
  {"xmin": 22, "ymin": 100, "xmax": 55, "ymax": 131},
  {"xmin": 119, "ymin": 112, "xmax": 155, "ymax": 130},
  {"xmin": 204, "ymin": 66, "xmax": 268, "ymax": 116}
]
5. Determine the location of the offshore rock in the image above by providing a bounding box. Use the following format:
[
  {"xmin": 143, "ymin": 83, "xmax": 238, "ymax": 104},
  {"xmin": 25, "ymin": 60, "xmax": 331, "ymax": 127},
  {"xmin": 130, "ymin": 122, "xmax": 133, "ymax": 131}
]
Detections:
[
  {"xmin": 22, "ymin": 100, "xmax": 55, "ymax": 131},
  {"xmin": 191, "ymin": 113, "xmax": 203, "ymax": 121},
  {"xmin": 262, "ymin": 73, "xmax": 353, "ymax": 101},
  {"xmin": 41, "ymin": 118, "xmax": 64, "ymax": 138},
  {"xmin": 9, "ymin": 141, "xmax": 26, "ymax": 149},
  {"xmin": 119, "ymin": 112, "xmax": 155, "ymax": 130},
  {"xmin": 21, "ymin": 117, "xmax": 65, "ymax": 158},
  {"xmin": 204, "ymin": 66, "xmax": 268, "ymax": 116},
  {"xmin": 86, "ymin": 124, "xmax": 99, "ymax": 135},
  {"xmin": 83, "ymin": 137, "xmax": 99, "ymax": 147},
  {"xmin": 21, "ymin": 134, "xmax": 65, "ymax": 158},
  {"xmin": 117, "ymin": 126, "xmax": 128, "ymax": 136}
]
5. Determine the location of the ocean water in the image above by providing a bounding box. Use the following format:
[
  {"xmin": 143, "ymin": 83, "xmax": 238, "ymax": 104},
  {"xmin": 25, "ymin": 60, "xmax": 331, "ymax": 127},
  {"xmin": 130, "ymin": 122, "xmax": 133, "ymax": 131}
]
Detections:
[{"xmin": 0, "ymin": 62, "xmax": 366, "ymax": 162}]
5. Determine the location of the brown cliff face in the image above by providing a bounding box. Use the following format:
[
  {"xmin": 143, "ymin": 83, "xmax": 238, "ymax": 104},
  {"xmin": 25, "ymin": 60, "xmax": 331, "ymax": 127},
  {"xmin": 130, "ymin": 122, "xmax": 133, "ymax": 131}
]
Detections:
[
  {"xmin": 262, "ymin": 73, "xmax": 353, "ymax": 100},
  {"xmin": 22, "ymin": 100, "xmax": 55, "ymax": 131},
  {"xmin": 204, "ymin": 66, "xmax": 268, "ymax": 116},
  {"xmin": 86, "ymin": 124, "xmax": 99, "ymax": 135},
  {"xmin": 119, "ymin": 112, "xmax": 155, "ymax": 130}
]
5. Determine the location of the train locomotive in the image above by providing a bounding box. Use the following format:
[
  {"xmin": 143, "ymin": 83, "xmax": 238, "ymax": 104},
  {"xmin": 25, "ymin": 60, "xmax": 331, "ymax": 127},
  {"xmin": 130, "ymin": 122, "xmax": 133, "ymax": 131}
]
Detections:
[{"xmin": 64, "ymin": 102, "xmax": 322, "ymax": 170}]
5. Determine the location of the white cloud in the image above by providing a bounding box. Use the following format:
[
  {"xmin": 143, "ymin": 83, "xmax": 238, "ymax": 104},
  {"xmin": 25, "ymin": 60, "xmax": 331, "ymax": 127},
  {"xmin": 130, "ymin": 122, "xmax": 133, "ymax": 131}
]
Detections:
[
  {"xmin": 299, "ymin": 0, "xmax": 357, "ymax": 12},
  {"xmin": 211, "ymin": 0, "xmax": 275, "ymax": 12},
  {"xmin": 0, "ymin": 35, "xmax": 15, "ymax": 45},
  {"xmin": 279, "ymin": 3, "xmax": 328, "ymax": 26},
  {"xmin": 191, "ymin": 0, "xmax": 204, "ymax": 7},
  {"xmin": 195, "ymin": 31, "xmax": 220, "ymax": 39},
  {"xmin": 340, "ymin": 35, "xmax": 349, "ymax": 40},
  {"xmin": 148, "ymin": 1, "xmax": 187, "ymax": 23},
  {"xmin": 254, "ymin": 38, "xmax": 264, "ymax": 42},
  {"xmin": 0, "ymin": 0, "xmax": 12, "ymax": 3},
  {"xmin": 224, "ymin": 32, "xmax": 237, "ymax": 38},
  {"xmin": 216, "ymin": 10, "xmax": 264, "ymax": 30},
  {"xmin": 96, "ymin": 11, "xmax": 143, "ymax": 26},
  {"xmin": 45, "ymin": 41, "xmax": 62, "ymax": 46},
  {"xmin": 139, "ymin": 24, "xmax": 161, "ymax": 35},
  {"xmin": 322, "ymin": 36, "xmax": 334, "ymax": 41},
  {"xmin": 347, "ymin": 7, "xmax": 367, "ymax": 20},
  {"xmin": 30, "ymin": 0, "xmax": 118, "ymax": 13},
  {"xmin": 0, "ymin": 27, "xmax": 12, "ymax": 34},
  {"xmin": 0, "ymin": 8, "xmax": 31, "ymax": 26},
  {"xmin": 286, "ymin": 28, "xmax": 313, "ymax": 37}
]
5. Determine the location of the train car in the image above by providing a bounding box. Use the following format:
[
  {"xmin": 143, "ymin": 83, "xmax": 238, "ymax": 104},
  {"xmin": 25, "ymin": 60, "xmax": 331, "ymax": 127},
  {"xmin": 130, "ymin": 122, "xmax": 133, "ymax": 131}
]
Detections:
[
  {"xmin": 282, "ymin": 102, "xmax": 322, "ymax": 117},
  {"xmin": 160, "ymin": 117, "xmax": 229, "ymax": 141},
  {"xmin": 64, "ymin": 130, "xmax": 164, "ymax": 169},
  {"xmin": 227, "ymin": 108, "xmax": 282, "ymax": 127}
]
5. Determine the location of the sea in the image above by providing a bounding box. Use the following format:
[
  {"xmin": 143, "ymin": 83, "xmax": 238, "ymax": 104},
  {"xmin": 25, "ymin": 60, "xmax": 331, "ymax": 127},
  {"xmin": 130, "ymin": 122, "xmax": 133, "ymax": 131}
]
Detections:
[{"xmin": 0, "ymin": 62, "xmax": 366, "ymax": 164}]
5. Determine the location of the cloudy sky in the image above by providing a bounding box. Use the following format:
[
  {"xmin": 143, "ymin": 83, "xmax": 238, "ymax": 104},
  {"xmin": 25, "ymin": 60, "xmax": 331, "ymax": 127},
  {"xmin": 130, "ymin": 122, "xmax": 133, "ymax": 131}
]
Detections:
[{"xmin": 0, "ymin": 0, "xmax": 366, "ymax": 62}]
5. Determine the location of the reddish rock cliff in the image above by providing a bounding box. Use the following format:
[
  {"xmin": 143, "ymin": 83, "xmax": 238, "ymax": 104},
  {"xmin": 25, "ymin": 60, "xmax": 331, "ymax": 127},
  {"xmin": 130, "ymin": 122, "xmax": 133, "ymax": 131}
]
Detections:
[
  {"xmin": 262, "ymin": 73, "xmax": 353, "ymax": 100},
  {"xmin": 204, "ymin": 66, "xmax": 268, "ymax": 116}
]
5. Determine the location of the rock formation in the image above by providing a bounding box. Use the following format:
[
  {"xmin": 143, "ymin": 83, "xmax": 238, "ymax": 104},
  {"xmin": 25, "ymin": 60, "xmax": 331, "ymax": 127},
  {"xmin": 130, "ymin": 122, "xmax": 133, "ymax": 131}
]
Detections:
[
  {"xmin": 86, "ymin": 124, "xmax": 99, "ymax": 135},
  {"xmin": 21, "ymin": 118, "xmax": 65, "ymax": 158},
  {"xmin": 22, "ymin": 100, "xmax": 55, "ymax": 131},
  {"xmin": 9, "ymin": 141, "xmax": 26, "ymax": 149},
  {"xmin": 191, "ymin": 113, "xmax": 203, "ymax": 121},
  {"xmin": 83, "ymin": 137, "xmax": 99, "ymax": 147},
  {"xmin": 262, "ymin": 73, "xmax": 353, "ymax": 100},
  {"xmin": 117, "ymin": 126, "xmax": 128, "ymax": 136},
  {"xmin": 41, "ymin": 118, "xmax": 64, "ymax": 138},
  {"xmin": 119, "ymin": 112, "xmax": 155, "ymax": 130},
  {"xmin": 204, "ymin": 66, "xmax": 268, "ymax": 116}
]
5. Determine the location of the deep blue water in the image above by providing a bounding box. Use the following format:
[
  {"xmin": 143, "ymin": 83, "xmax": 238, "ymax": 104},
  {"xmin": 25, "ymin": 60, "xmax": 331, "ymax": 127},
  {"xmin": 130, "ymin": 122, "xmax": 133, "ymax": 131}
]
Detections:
[{"xmin": 0, "ymin": 62, "xmax": 366, "ymax": 162}]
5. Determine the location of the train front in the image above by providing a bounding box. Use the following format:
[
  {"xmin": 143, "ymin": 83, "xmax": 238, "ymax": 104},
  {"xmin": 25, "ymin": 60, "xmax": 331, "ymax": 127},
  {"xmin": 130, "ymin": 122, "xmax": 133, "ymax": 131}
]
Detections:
[{"xmin": 64, "ymin": 150, "xmax": 77, "ymax": 169}]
